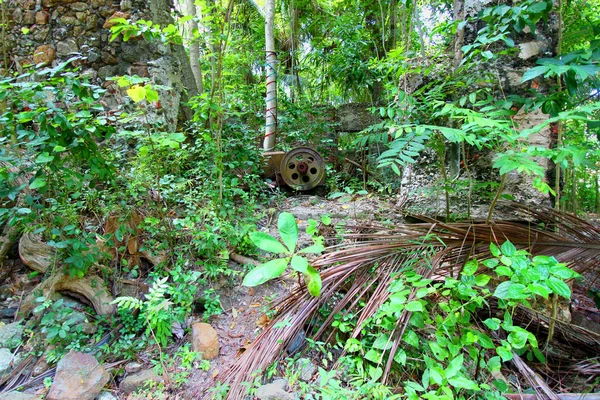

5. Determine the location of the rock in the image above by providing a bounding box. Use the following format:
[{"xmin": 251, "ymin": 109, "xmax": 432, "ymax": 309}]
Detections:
[
  {"xmin": 0, "ymin": 322, "xmax": 24, "ymax": 349},
  {"xmin": 19, "ymin": 233, "xmax": 57, "ymax": 273},
  {"xmin": 103, "ymin": 11, "xmax": 130, "ymax": 29},
  {"xmin": 47, "ymin": 351, "xmax": 109, "ymax": 400},
  {"xmin": 33, "ymin": 44, "xmax": 56, "ymax": 66},
  {"xmin": 56, "ymin": 38, "xmax": 79, "ymax": 56},
  {"xmin": 0, "ymin": 285, "xmax": 12, "ymax": 301},
  {"xmin": 59, "ymin": 15, "xmax": 78, "ymax": 26},
  {"xmin": 120, "ymin": 0, "xmax": 132, "ymax": 10},
  {"xmin": 12, "ymin": 8, "xmax": 23, "ymax": 24},
  {"xmin": 191, "ymin": 322, "xmax": 219, "ymax": 360},
  {"xmin": 70, "ymin": 2, "xmax": 88, "ymax": 11},
  {"xmin": 124, "ymin": 361, "xmax": 142, "ymax": 374},
  {"xmin": 119, "ymin": 369, "xmax": 164, "ymax": 395},
  {"xmin": 35, "ymin": 11, "xmax": 49, "ymax": 24},
  {"xmin": 0, "ymin": 391, "xmax": 41, "ymax": 400},
  {"xmin": 23, "ymin": 10, "xmax": 35, "ymax": 25},
  {"xmin": 518, "ymin": 41, "xmax": 544, "ymax": 60},
  {"xmin": 98, "ymin": 65, "xmax": 118, "ymax": 80},
  {"xmin": 32, "ymin": 354, "xmax": 49, "ymax": 377},
  {"xmin": 96, "ymin": 392, "xmax": 117, "ymax": 400},
  {"xmin": 0, "ymin": 308, "xmax": 17, "ymax": 319},
  {"xmin": 0, "ymin": 348, "xmax": 13, "ymax": 375},
  {"xmin": 296, "ymin": 358, "xmax": 316, "ymax": 382},
  {"xmin": 255, "ymin": 379, "xmax": 294, "ymax": 400}
]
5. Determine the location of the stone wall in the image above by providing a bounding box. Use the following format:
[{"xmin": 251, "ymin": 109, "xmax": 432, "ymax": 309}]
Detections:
[{"xmin": 4, "ymin": 0, "xmax": 197, "ymax": 130}]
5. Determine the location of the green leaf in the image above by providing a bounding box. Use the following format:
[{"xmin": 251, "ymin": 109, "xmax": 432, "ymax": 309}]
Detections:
[
  {"xmin": 494, "ymin": 281, "xmax": 513, "ymax": 299},
  {"xmin": 290, "ymin": 256, "xmax": 309, "ymax": 273},
  {"xmin": 278, "ymin": 212, "xmax": 298, "ymax": 253},
  {"xmin": 127, "ymin": 85, "xmax": 147, "ymax": 103},
  {"xmin": 29, "ymin": 178, "xmax": 47, "ymax": 189},
  {"xmin": 35, "ymin": 152, "xmax": 54, "ymax": 164},
  {"xmin": 550, "ymin": 265, "xmax": 576, "ymax": 280},
  {"xmin": 297, "ymin": 244, "xmax": 325, "ymax": 254},
  {"xmin": 483, "ymin": 318, "xmax": 501, "ymax": 330},
  {"xmin": 474, "ymin": 274, "xmax": 491, "ymax": 286},
  {"xmin": 242, "ymin": 258, "xmax": 288, "ymax": 287},
  {"xmin": 373, "ymin": 334, "xmax": 392, "ymax": 350},
  {"xmin": 490, "ymin": 243, "xmax": 500, "ymax": 257},
  {"xmin": 304, "ymin": 266, "xmax": 322, "ymax": 296},
  {"xmin": 547, "ymin": 277, "xmax": 571, "ymax": 298},
  {"xmin": 497, "ymin": 345, "xmax": 513, "ymax": 362},
  {"xmin": 405, "ymin": 301, "xmax": 424, "ymax": 312},
  {"xmin": 403, "ymin": 330, "xmax": 419, "ymax": 347},
  {"xmin": 462, "ymin": 260, "xmax": 478, "ymax": 276},
  {"xmin": 446, "ymin": 354, "xmax": 463, "ymax": 379},
  {"xmin": 365, "ymin": 349, "xmax": 383, "ymax": 363},
  {"xmin": 249, "ymin": 231, "xmax": 288, "ymax": 254},
  {"xmin": 522, "ymin": 66, "xmax": 549, "ymax": 82},
  {"xmin": 506, "ymin": 283, "xmax": 527, "ymax": 299},
  {"xmin": 448, "ymin": 376, "xmax": 479, "ymax": 390},
  {"xmin": 500, "ymin": 241, "xmax": 516, "ymax": 256},
  {"xmin": 527, "ymin": 283, "xmax": 551, "ymax": 299}
]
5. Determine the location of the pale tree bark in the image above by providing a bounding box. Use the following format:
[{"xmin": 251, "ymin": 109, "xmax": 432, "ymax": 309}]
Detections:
[
  {"xmin": 263, "ymin": 0, "xmax": 277, "ymax": 151},
  {"xmin": 184, "ymin": 0, "xmax": 203, "ymax": 94}
]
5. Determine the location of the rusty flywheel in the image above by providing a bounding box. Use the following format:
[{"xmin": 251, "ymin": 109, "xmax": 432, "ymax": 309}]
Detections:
[{"xmin": 280, "ymin": 147, "xmax": 326, "ymax": 191}]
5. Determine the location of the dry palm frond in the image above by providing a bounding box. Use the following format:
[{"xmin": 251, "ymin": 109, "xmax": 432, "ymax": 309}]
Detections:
[{"xmin": 218, "ymin": 203, "xmax": 600, "ymax": 399}]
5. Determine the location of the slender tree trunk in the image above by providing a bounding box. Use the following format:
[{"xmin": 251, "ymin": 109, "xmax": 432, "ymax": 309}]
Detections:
[
  {"xmin": 595, "ymin": 173, "xmax": 599, "ymax": 214},
  {"xmin": 184, "ymin": 0, "xmax": 203, "ymax": 94},
  {"xmin": 263, "ymin": 0, "xmax": 277, "ymax": 151}
]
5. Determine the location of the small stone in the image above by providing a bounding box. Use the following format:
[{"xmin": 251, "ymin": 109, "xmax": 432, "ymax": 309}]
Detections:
[
  {"xmin": 0, "ymin": 348, "xmax": 13, "ymax": 375},
  {"xmin": 103, "ymin": 11, "xmax": 130, "ymax": 29},
  {"xmin": 97, "ymin": 65, "xmax": 117, "ymax": 80},
  {"xmin": 119, "ymin": 369, "xmax": 164, "ymax": 395},
  {"xmin": 0, "ymin": 322, "xmax": 24, "ymax": 349},
  {"xmin": 120, "ymin": 0, "xmax": 132, "ymax": 10},
  {"xmin": 101, "ymin": 51, "xmax": 118, "ymax": 65},
  {"xmin": 47, "ymin": 351, "xmax": 109, "ymax": 400},
  {"xmin": 35, "ymin": 11, "xmax": 49, "ymax": 24},
  {"xmin": 0, "ymin": 391, "xmax": 41, "ymax": 400},
  {"xmin": 56, "ymin": 38, "xmax": 79, "ymax": 57},
  {"xmin": 70, "ymin": 2, "xmax": 87, "ymax": 11},
  {"xmin": 23, "ymin": 10, "xmax": 35, "ymax": 24},
  {"xmin": 296, "ymin": 358, "xmax": 316, "ymax": 382},
  {"xmin": 255, "ymin": 380, "xmax": 294, "ymax": 400},
  {"xmin": 12, "ymin": 8, "xmax": 23, "ymax": 24},
  {"xmin": 124, "ymin": 361, "xmax": 142, "ymax": 374},
  {"xmin": 0, "ymin": 308, "xmax": 17, "ymax": 319},
  {"xmin": 61, "ymin": 15, "xmax": 78, "ymax": 26},
  {"xmin": 0, "ymin": 285, "xmax": 12, "ymax": 301},
  {"xmin": 191, "ymin": 322, "xmax": 219, "ymax": 360},
  {"xmin": 86, "ymin": 14, "xmax": 98, "ymax": 30},
  {"xmin": 96, "ymin": 392, "xmax": 117, "ymax": 400}
]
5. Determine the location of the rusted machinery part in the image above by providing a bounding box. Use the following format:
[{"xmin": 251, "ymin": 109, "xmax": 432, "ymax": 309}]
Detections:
[{"xmin": 280, "ymin": 146, "xmax": 326, "ymax": 191}]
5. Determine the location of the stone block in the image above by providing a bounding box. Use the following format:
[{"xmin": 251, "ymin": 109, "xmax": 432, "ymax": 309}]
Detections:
[{"xmin": 33, "ymin": 44, "xmax": 56, "ymax": 66}]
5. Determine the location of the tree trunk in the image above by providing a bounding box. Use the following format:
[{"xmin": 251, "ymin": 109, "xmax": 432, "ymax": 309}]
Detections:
[
  {"xmin": 263, "ymin": 0, "xmax": 277, "ymax": 151},
  {"xmin": 184, "ymin": 0, "xmax": 203, "ymax": 94}
]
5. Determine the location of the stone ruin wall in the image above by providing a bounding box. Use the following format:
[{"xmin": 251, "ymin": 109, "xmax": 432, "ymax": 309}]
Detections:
[{"xmin": 3, "ymin": 0, "xmax": 197, "ymax": 131}]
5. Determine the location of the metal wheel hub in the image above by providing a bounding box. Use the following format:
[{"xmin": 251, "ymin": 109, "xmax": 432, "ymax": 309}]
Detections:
[{"xmin": 280, "ymin": 147, "xmax": 326, "ymax": 191}]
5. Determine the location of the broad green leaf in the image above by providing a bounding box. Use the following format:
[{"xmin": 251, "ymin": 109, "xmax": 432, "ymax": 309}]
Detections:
[
  {"xmin": 403, "ymin": 330, "xmax": 419, "ymax": 347},
  {"xmin": 483, "ymin": 318, "xmax": 501, "ymax": 330},
  {"xmin": 506, "ymin": 283, "xmax": 527, "ymax": 299},
  {"xmin": 547, "ymin": 277, "xmax": 571, "ymax": 298},
  {"xmin": 394, "ymin": 349, "xmax": 407, "ymax": 366},
  {"xmin": 365, "ymin": 349, "xmax": 383, "ymax": 363},
  {"xmin": 462, "ymin": 260, "xmax": 478, "ymax": 276},
  {"xmin": 278, "ymin": 212, "xmax": 298, "ymax": 253},
  {"xmin": 373, "ymin": 334, "xmax": 392, "ymax": 350},
  {"xmin": 35, "ymin": 152, "xmax": 54, "ymax": 164},
  {"xmin": 522, "ymin": 66, "xmax": 549, "ymax": 82},
  {"xmin": 297, "ymin": 244, "xmax": 325, "ymax": 254},
  {"xmin": 490, "ymin": 243, "xmax": 500, "ymax": 257},
  {"xmin": 405, "ymin": 301, "xmax": 424, "ymax": 312},
  {"xmin": 550, "ymin": 265, "xmax": 577, "ymax": 280},
  {"xmin": 127, "ymin": 85, "xmax": 146, "ymax": 103},
  {"xmin": 304, "ymin": 266, "xmax": 322, "ymax": 296},
  {"xmin": 290, "ymin": 255, "xmax": 309, "ymax": 273},
  {"xmin": 446, "ymin": 354, "xmax": 464, "ymax": 379},
  {"xmin": 448, "ymin": 376, "xmax": 479, "ymax": 390},
  {"xmin": 496, "ymin": 345, "xmax": 513, "ymax": 362},
  {"xmin": 493, "ymin": 281, "xmax": 513, "ymax": 299},
  {"xmin": 527, "ymin": 283, "xmax": 551, "ymax": 299},
  {"xmin": 242, "ymin": 258, "xmax": 288, "ymax": 287},
  {"xmin": 501, "ymin": 241, "xmax": 516, "ymax": 256},
  {"xmin": 249, "ymin": 231, "xmax": 288, "ymax": 254},
  {"xmin": 474, "ymin": 274, "xmax": 491, "ymax": 286},
  {"xmin": 29, "ymin": 178, "xmax": 46, "ymax": 189}
]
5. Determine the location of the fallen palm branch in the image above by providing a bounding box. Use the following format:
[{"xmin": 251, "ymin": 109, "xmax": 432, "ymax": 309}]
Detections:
[{"xmin": 218, "ymin": 203, "xmax": 600, "ymax": 399}]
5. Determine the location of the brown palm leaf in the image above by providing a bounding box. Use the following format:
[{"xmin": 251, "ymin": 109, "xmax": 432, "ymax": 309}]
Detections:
[{"xmin": 218, "ymin": 203, "xmax": 600, "ymax": 399}]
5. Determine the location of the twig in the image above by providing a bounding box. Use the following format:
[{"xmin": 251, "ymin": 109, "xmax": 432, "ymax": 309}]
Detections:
[{"xmin": 230, "ymin": 253, "xmax": 260, "ymax": 266}]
